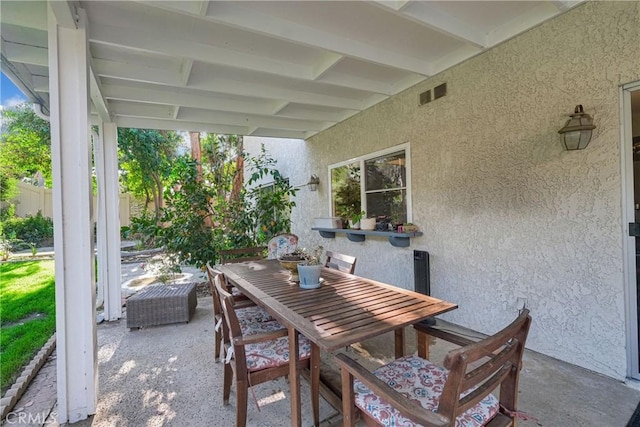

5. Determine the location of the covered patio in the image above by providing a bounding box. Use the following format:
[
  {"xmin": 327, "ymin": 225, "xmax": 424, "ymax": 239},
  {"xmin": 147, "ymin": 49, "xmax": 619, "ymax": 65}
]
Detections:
[
  {"xmin": 2, "ymin": 0, "xmax": 640, "ymax": 425},
  {"xmin": 7, "ymin": 289, "xmax": 640, "ymax": 426}
]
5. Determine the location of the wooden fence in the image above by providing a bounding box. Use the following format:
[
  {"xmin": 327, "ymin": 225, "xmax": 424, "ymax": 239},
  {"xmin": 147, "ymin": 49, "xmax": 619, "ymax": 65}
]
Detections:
[{"xmin": 7, "ymin": 181, "xmax": 138, "ymax": 226}]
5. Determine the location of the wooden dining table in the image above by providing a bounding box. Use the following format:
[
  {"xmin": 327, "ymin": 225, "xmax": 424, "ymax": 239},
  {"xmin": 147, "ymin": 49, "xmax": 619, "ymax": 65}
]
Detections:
[{"xmin": 218, "ymin": 259, "xmax": 457, "ymax": 427}]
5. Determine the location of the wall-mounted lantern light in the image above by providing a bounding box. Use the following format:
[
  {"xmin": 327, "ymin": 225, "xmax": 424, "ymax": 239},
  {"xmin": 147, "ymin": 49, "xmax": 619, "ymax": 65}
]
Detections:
[
  {"xmin": 558, "ymin": 104, "xmax": 596, "ymax": 150},
  {"xmin": 307, "ymin": 174, "xmax": 320, "ymax": 191}
]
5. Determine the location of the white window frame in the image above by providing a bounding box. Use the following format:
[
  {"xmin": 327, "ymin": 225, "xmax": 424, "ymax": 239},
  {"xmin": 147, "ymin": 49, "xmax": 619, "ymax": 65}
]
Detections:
[{"xmin": 328, "ymin": 143, "xmax": 412, "ymax": 223}]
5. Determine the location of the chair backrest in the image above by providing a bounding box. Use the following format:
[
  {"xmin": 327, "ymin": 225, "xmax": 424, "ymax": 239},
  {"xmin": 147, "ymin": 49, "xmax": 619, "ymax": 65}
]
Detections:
[
  {"xmin": 219, "ymin": 246, "xmax": 266, "ymax": 264},
  {"xmin": 206, "ymin": 264, "xmax": 234, "ymax": 318},
  {"xmin": 215, "ymin": 277, "xmax": 249, "ymax": 374},
  {"xmin": 324, "ymin": 251, "xmax": 357, "ymax": 274},
  {"xmin": 266, "ymin": 233, "xmax": 299, "ymax": 259},
  {"xmin": 205, "ymin": 263, "xmax": 220, "ymax": 314},
  {"xmin": 437, "ymin": 309, "xmax": 532, "ymax": 422}
]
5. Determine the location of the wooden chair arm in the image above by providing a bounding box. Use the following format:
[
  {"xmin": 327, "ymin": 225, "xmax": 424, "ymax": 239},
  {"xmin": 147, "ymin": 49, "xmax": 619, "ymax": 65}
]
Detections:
[
  {"xmin": 334, "ymin": 353, "xmax": 450, "ymax": 427},
  {"xmin": 414, "ymin": 323, "xmax": 475, "ymax": 347},
  {"xmin": 234, "ymin": 328, "xmax": 288, "ymax": 345}
]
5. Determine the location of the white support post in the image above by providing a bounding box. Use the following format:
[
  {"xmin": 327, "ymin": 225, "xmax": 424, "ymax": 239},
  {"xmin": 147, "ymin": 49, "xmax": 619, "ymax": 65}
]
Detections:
[
  {"xmin": 95, "ymin": 122, "xmax": 122, "ymax": 321},
  {"xmin": 48, "ymin": 4, "xmax": 97, "ymax": 423}
]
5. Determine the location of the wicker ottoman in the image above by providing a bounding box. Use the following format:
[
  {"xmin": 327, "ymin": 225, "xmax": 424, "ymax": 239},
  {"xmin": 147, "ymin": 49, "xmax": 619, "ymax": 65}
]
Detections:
[{"xmin": 127, "ymin": 283, "xmax": 197, "ymax": 330}]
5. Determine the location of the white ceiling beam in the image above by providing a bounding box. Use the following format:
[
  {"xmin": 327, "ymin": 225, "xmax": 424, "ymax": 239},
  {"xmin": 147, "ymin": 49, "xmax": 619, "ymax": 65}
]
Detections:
[
  {"xmin": 2, "ymin": 40, "xmax": 48, "ymax": 67},
  {"xmin": 177, "ymin": 108, "xmax": 330, "ymax": 132},
  {"xmin": 32, "ymin": 75, "xmax": 49, "ymax": 93},
  {"xmin": 248, "ymin": 127, "xmax": 309, "ymax": 140},
  {"xmin": 90, "ymin": 21, "xmax": 394, "ymax": 96},
  {"xmin": 102, "ymin": 82, "xmax": 271, "ymax": 115},
  {"xmin": 312, "ymin": 54, "xmax": 344, "ymax": 80},
  {"xmin": 371, "ymin": 1, "xmax": 486, "ymax": 48},
  {"xmin": 89, "ymin": 63, "xmax": 111, "ymax": 122},
  {"xmin": 180, "ymin": 59, "xmax": 194, "ymax": 86},
  {"xmin": 93, "ymin": 58, "xmax": 182, "ymax": 87},
  {"xmin": 186, "ymin": 75, "xmax": 367, "ymax": 111},
  {"xmin": 102, "ymin": 82, "xmax": 350, "ymax": 123},
  {"xmin": 318, "ymin": 73, "xmax": 395, "ymax": 96},
  {"xmin": 89, "ymin": 22, "xmax": 314, "ymax": 81},
  {"xmin": 115, "ymin": 116, "xmax": 250, "ymax": 136},
  {"xmin": 109, "ymin": 102, "xmax": 175, "ymax": 119},
  {"xmin": 271, "ymin": 101, "xmax": 291, "ymax": 116},
  {"xmin": 200, "ymin": 2, "xmax": 432, "ymax": 75}
]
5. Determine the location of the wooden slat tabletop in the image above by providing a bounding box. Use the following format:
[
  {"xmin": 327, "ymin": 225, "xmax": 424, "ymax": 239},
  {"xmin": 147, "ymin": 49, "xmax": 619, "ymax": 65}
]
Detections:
[{"xmin": 218, "ymin": 259, "xmax": 457, "ymax": 352}]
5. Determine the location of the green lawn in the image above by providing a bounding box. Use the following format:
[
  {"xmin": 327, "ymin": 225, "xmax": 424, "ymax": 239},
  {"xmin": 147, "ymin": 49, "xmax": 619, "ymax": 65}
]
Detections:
[{"xmin": 0, "ymin": 260, "xmax": 55, "ymax": 393}]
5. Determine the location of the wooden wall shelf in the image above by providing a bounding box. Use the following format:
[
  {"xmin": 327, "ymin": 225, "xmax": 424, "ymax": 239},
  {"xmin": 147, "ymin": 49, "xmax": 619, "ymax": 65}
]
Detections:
[{"xmin": 311, "ymin": 227, "xmax": 422, "ymax": 248}]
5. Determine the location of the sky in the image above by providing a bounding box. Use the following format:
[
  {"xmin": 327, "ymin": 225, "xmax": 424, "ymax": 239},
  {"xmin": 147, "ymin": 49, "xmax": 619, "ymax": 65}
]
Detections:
[{"xmin": 1, "ymin": 72, "xmax": 27, "ymax": 109}]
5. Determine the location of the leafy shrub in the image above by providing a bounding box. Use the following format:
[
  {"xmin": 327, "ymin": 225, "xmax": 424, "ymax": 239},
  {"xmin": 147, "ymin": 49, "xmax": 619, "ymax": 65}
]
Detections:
[
  {"xmin": 1, "ymin": 211, "xmax": 53, "ymax": 248},
  {"xmin": 121, "ymin": 210, "xmax": 159, "ymax": 248}
]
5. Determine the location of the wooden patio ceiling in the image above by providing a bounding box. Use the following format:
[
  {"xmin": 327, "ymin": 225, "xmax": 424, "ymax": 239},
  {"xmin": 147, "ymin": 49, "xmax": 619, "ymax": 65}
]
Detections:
[{"xmin": 1, "ymin": 0, "xmax": 584, "ymax": 140}]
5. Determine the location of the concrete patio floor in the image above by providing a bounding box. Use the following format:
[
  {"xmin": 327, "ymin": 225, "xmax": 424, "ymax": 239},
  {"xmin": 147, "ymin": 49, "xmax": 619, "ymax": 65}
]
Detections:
[{"xmin": 5, "ymin": 288, "xmax": 640, "ymax": 427}]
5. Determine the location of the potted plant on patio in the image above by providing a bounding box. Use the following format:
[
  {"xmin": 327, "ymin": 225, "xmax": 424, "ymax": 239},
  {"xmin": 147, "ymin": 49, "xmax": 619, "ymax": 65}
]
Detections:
[{"xmin": 296, "ymin": 246, "xmax": 324, "ymax": 289}]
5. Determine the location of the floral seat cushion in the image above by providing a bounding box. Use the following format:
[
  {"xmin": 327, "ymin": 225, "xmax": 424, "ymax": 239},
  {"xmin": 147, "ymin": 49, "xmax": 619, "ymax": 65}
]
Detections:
[
  {"xmin": 244, "ymin": 331, "xmax": 312, "ymax": 372},
  {"xmin": 354, "ymin": 355, "xmax": 499, "ymax": 427},
  {"xmin": 240, "ymin": 317, "xmax": 284, "ymax": 336},
  {"xmin": 236, "ymin": 305, "xmax": 274, "ymax": 324},
  {"xmin": 267, "ymin": 234, "xmax": 299, "ymax": 259}
]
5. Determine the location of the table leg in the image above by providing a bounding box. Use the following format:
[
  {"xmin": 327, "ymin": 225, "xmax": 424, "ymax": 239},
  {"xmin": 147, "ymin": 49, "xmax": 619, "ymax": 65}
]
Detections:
[
  {"xmin": 288, "ymin": 327, "xmax": 301, "ymax": 427},
  {"xmin": 394, "ymin": 328, "xmax": 405, "ymax": 359},
  {"xmin": 417, "ymin": 330, "xmax": 430, "ymax": 360},
  {"xmin": 311, "ymin": 343, "xmax": 320, "ymax": 427}
]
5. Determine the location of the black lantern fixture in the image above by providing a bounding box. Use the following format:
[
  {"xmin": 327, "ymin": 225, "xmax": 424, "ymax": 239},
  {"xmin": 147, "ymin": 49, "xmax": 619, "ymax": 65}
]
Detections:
[
  {"xmin": 558, "ymin": 105, "xmax": 596, "ymax": 150},
  {"xmin": 307, "ymin": 174, "xmax": 319, "ymax": 191}
]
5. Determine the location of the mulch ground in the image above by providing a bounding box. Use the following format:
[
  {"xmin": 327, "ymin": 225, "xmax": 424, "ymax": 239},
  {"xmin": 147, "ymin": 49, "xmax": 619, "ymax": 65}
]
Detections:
[{"xmin": 195, "ymin": 281, "xmax": 212, "ymax": 298}]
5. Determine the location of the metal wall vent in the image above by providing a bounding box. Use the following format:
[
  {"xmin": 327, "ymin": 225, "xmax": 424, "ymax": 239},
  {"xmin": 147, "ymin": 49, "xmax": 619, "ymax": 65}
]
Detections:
[
  {"xmin": 419, "ymin": 89, "xmax": 432, "ymax": 106},
  {"xmin": 418, "ymin": 82, "xmax": 447, "ymax": 107},
  {"xmin": 434, "ymin": 83, "xmax": 447, "ymax": 100}
]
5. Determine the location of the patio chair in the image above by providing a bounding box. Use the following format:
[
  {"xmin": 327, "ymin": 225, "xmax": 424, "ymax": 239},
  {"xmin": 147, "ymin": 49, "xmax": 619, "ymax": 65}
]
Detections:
[
  {"xmin": 335, "ymin": 309, "xmax": 532, "ymax": 427},
  {"xmin": 324, "ymin": 251, "xmax": 357, "ymax": 274},
  {"xmin": 215, "ymin": 279, "xmax": 312, "ymax": 427},
  {"xmin": 219, "ymin": 246, "xmax": 266, "ymax": 264},
  {"xmin": 266, "ymin": 233, "xmax": 299, "ymax": 259},
  {"xmin": 206, "ymin": 265, "xmax": 273, "ymax": 362}
]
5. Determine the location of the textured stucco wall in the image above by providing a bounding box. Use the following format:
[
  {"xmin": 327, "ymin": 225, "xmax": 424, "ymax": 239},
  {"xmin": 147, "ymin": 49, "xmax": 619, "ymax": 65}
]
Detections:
[{"xmin": 247, "ymin": 1, "xmax": 640, "ymax": 380}]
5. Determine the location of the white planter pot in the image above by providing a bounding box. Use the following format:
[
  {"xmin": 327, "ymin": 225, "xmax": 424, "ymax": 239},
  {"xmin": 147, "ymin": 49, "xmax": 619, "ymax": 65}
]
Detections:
[
  {"xmin": 297, "ymin": 264, "xmax": 323, "ymax": 289},
  {"xmin": 348, "ymin": 220, "xmax": 360, "ymax": 229},
  {"xmin": 360, "ymin": 218, "xmax": 376, "ymax": 230}
]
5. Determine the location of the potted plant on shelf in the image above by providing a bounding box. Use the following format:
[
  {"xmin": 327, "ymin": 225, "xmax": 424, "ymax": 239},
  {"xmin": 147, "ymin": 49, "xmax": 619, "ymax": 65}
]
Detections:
[
  {"xmin": 348, "ymin": 210, "xmax": 365, "ymax": 229},
  {"xmin": 360, "ymin": 216, "xmax": 376, "ymax": 231},
  {"xmin": 296, "ymin": 246, "xmax": 324, "ymax": 289}
]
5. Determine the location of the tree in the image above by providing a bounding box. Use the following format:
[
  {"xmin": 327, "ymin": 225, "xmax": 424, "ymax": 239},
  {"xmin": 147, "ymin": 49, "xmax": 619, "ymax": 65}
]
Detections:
[
  {"xmin": 158, "ymin": 138, "xmax": 298, "ymax": 268},
  {"xmin": 117, "ymin": 128, "xmax": 181, "ymax": 221},
  {"xmin": 0, "ymin": 104, "xmax": 51, "ymax": 188}
]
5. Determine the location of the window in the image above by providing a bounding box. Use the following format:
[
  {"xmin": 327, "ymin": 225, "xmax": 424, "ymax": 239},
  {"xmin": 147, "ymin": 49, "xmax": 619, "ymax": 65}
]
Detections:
[{"xmin": 330, "ymin": 144, "xmax": 410, "ymax": 225}]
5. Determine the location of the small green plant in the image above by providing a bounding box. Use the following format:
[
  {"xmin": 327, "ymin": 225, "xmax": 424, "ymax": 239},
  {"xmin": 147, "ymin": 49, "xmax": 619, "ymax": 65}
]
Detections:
[
  {"xmin": 142, "ymin": 254, "xmax": 182, "ymax": 284},
  {"xmin": 350, "ymin": 210, "xmax": 366, "ymax": 224},
  {"xmin": 293, "ymin": 246, "xmax": 324, "ymax": 266},
  {"xmin": 122, "ymin": 211, "xmax": 159, "ymax": 249},
  {"xmin": 0, "ymin": 238, "xmax": 11, "ymax": 261},
  {"xmin": 28, "ymin": 242, "xmax": 37, "ymax": 257}
]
